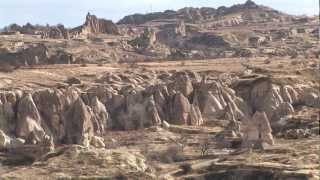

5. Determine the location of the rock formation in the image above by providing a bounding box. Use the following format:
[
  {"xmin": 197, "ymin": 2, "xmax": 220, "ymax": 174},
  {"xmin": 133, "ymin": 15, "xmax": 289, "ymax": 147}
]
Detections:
[
  {"xmin": 128, "ymin": 28, "xmax": 157, "ymax": 49},
  {"xmin": 42, "ymin": 25, "xmax": 70, "ymax": 39},
  {"xmin": 71, "ymin": 13, "xmax": 119, "ymax": 38},
  {"xmin": 175, "ymin": 20, "xmax": 186, "ymax": 37},
  {"xmin": 16, "ymin": 94, "xmax": 46, "ymax": 144},
  {"xmin": 64, "ymin": 98, "xmax": 94, "ymax": 147},
  {"xmin": 0, "ymin": 70, "xmax": 318, "ymax": 148},
  {"xmin": 241, "ymin": 111, "xmax": 274, "ymax": 148}
]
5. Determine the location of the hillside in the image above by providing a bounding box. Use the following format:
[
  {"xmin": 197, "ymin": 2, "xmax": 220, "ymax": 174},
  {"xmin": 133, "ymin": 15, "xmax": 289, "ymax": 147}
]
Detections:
[{"xmin": 118, "ymin": 0, "xmax": 292, "ymax": 25}]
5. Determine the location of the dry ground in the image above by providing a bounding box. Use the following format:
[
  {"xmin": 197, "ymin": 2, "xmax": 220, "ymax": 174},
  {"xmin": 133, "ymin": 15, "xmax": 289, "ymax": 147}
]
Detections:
[{"xmin": 1, "ymin": 57, "xmax": 318, "ymax": 90}]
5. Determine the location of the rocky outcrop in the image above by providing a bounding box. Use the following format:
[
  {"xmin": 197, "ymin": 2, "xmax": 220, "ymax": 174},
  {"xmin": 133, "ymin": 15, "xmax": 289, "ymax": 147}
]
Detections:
[
  {"xmin": 0, "ymin": 70, "xmax": 318, "ymax": 148},
  {"xmin": 64, "ymin": 98, "xmax": 94, "ymax": 147},
  {"xmin": 32, "ymin": 89, "xmax": 67, "ymax": 142},
  {"xmin": 171, "ymin": 93, "xmax": 191, "ymax": 125},
  {"xmin": 188, "ymin": 96, "xmax": 204, "ymax": 126},
  {"xmin": 89, "ymin": 96, "xmax": 110, "ymax": 135},
  {"xmin": 3, "ymin": 23, "xmax": 70, "ymax": 39},
  {"xmin": 84, "ymin": 13, "xmax": 119, "ymax": 34},
  {"xmin": 41, "ymin": 25, "xmax": 70, "ymax": 39},
  {"xmin": 175, "ymin": 20, "xmax": 186, "ymax": 37},
  {"xmin": 187, "ymin": 33, "xmax": 230, "ymax": 48},
  {"xmin": 233, "ymin": 75, "xmax": 319, "ymax": 127},
  {"xmin": 71, "ymin": 13, "xmax": 119, "ymax": 38},
  {"xmin": 241, "ymin": 111, "xmax": 274, "ymax": 148},
  {"xmin": 0, "ymin": 92, "xmax": 17, "ymax": 134},
  {"xmin": 0, "ymin": 43, "xmax": 79, "ymax": 67},
  {"xmin": 0, "ymin": 44, "xmax": 49, "ymax": 67},
  {"xmin": 128, "ymin": 28, "xmax": 157, "ymax": 49},
  {"xmin": 16, "ymin": 94, "xmax": 46, "ymax": 144}
]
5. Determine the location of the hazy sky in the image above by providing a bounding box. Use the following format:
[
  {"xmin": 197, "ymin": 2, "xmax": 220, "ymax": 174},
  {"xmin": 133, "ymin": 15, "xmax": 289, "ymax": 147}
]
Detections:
[{"xmin": 0, "ymin": 0, "xmax": 318, "ymax": 27}]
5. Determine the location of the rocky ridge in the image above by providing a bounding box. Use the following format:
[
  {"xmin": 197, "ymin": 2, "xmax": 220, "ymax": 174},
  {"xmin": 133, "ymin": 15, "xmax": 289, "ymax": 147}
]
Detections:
[{"xmin": 118, "ymin": 0, "xmax": 291, "ymax": 25}]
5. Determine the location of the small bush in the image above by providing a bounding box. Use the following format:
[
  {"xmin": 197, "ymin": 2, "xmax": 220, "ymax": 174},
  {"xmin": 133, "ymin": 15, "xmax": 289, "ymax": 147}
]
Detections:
[{"xmin": 278, "ymin": 64, "xmax": 284, "ymax": 68}]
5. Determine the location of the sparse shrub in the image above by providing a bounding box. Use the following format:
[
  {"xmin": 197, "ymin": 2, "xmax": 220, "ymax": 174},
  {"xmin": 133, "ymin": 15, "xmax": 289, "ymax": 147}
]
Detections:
[
  {"xmin": 278, "ymin": 64, "xmax": 284, "ymax": 68},
  {"xmin": 180, "ymin": 61, "xmax": 186, "ymax": 66}
]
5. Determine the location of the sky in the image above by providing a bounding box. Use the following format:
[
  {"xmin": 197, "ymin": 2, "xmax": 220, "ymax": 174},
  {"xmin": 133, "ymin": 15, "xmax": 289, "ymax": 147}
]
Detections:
[{"xmin": 0, "ymin": 0, "xmax": 318, "ymax": 28}]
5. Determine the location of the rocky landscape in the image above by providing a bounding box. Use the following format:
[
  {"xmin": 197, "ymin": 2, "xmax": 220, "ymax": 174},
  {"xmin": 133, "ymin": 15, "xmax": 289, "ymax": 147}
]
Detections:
[{"xmin": 0, "ymin": 0, "xmax": 319, "ymax": 179}]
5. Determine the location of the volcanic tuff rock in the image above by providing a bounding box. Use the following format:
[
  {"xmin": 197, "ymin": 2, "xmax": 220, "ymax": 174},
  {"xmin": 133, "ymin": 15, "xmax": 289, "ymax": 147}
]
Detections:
[
  {"xmin": 70, "ymin": 13, "xmax": 119, "ymax": 38},
  {"xmin": 2, "ymin": 13, "xmax": 118, "ymax": 40},
  {"xmin": 16, "ymin": 94, "xmax": 46, "ymax": 144},
  {"xmin": 64, "ymin": 98, "xmax": 94, "ymax": 147},
  {"xmin": 241, "ymin": 111, "xmax": 274, "ymax": 148},
  {"xmin": 2, "ymin": 23, "xmax": 70, "ymax": 40},
  {"xmin": 42, "ymin": 25, "xmax": 70, "ymax": 39},
  {"xmin": 0, "ymin": 70, "xmax": 318, "ymax": 149}
]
